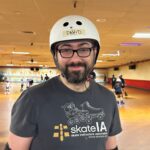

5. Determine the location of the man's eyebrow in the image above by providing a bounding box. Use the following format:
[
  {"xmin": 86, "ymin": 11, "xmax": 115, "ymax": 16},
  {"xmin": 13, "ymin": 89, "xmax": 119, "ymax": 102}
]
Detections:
[
  {"xmin": 57, "ymin": 42, "xmax": 92, "ymax": 48},
  {"xmin": 58, "ymin": 43, "xmax": 71, "ymax": 48},
  {"xmin": 78, "ymin": 42, "xmax": 92, "ymax": 47}
]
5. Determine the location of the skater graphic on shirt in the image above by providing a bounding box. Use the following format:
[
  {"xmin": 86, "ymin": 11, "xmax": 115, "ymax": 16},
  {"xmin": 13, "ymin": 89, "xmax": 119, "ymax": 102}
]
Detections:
[{"xmin": 62, "ymin": 101, "xmax": 105, "ymax": 126}]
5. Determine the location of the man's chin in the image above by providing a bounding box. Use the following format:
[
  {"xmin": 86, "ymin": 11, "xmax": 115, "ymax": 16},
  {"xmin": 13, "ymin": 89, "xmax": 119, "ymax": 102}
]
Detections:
[
  {"xmin": 68, "ymin": 68, "xmax": 84, "ymax": 73},
  {"xmin": 67, "ymin": 78, "xmax": 86, "ymax": 84},
  {"xmin": 66, "ymin": 72, "xmax": 87, "ymax": 84}
]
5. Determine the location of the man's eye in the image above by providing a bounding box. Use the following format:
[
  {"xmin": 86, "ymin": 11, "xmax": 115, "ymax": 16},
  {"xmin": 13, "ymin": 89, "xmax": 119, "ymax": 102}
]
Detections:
[
  {"xmin": 61, "ymin": 49, "xmax": 71, "ymax": 53},
  {"xmin": 79, "ymin": 48, "xmax": 89, "ymax": 52}
]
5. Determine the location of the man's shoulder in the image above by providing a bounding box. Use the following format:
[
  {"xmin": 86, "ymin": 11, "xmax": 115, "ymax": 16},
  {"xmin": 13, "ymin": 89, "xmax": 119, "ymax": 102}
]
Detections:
[
  {"xmin": 93, "ymin": 82, "xmax": 111, "ymax": 91},
  {"xmin": 27, "ymin": 76, "xmax": 59, "ymax": 95},
  {"xmin": 93, "ymin": 82, "xmax": 115, "ymax": 97},
  {"xmin": 16, "ymin": 76, "xmax": 59, "ymax": 106}
]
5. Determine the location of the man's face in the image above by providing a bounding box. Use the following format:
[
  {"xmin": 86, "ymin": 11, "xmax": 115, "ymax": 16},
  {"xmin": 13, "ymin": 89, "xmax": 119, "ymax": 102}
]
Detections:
[{"xmin": 55, "ymin": 40, "xmax": 96, "ymax": 84}]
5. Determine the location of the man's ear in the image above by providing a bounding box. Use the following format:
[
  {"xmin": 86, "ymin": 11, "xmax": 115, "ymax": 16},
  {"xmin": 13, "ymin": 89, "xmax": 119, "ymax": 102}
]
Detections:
[
  {"xmin": 54, "ymin": 52, "xmax": 59, "ymax": 68},
  {"xmin": 94, "ymin": 48, "xmax": 97, "ymax": 55},
  {"xmin": 93, "ymin": 48, "xmax": 97, "ymax": 58},
  {"xmin": 54, "ymin": 52, "xmax": 57, "ymax": 61}
]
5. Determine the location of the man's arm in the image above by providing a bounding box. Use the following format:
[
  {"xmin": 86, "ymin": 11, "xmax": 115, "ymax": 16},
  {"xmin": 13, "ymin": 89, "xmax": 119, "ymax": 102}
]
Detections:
[
  {"xmin": 105, "ymin": 135, "xmax": 118, "ymax": 150},
  {"xmin": 8, "ymin": 131, "xmax": 33, "ymax": 150}
]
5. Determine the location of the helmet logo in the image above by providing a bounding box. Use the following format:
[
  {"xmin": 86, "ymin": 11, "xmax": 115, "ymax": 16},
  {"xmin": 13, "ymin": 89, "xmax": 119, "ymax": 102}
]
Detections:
[{"xmin": 63, "ymin": 29, "xmax": 85, "ymax": 37}]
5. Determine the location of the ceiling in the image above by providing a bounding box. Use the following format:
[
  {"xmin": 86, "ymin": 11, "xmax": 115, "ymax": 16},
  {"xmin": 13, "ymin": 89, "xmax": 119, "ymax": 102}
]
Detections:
[{"xmin": 0, "ymin": 0, "xmax": 150, "ymax": 68}]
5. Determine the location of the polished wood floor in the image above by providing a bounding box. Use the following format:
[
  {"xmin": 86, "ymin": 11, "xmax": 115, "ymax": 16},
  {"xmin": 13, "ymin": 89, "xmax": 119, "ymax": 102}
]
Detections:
[{"xmin": 0, "ymin": 82, "xmax": 150, "ymax": 150}]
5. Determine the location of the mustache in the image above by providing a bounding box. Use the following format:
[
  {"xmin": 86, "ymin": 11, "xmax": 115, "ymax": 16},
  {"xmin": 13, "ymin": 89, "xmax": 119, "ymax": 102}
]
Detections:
[{"xmin": 67, "ymin": 62, "xmax": 86, "ymax": 67}]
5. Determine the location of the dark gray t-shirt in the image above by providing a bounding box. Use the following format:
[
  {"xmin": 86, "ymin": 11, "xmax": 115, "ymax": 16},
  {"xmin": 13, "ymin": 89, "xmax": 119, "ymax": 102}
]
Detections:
[{"xmin": 10, "ymin": 76, "xmax": 122, "ymax": 150}]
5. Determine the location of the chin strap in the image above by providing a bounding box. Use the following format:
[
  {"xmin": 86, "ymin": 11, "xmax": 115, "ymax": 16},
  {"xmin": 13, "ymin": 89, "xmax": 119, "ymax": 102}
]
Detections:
[
  {"xmin": 4, "ymin": 143, "xmax": 11, "ymax": 150},
  {"xmin": 107, "ymin": 146, "xmax": 118, "ymax": 150}
]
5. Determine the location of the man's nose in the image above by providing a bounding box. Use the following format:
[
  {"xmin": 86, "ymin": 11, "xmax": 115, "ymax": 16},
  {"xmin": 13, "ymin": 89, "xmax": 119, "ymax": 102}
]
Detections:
[{"xmin": 71, "ymin": 51, "xmax": 81, "ymax": 61}]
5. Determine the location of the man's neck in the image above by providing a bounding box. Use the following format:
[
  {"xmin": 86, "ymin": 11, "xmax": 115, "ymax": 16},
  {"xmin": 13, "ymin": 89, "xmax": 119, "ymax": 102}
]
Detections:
[{"xmin": 59, "ymin": 75, "xmax": 90, "ymax": 92}]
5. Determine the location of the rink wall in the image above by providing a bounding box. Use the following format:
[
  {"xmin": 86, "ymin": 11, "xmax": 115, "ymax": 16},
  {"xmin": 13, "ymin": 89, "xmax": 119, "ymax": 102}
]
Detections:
[{"xmin": 107, "ymin": 61, "xmax": 150, "ymax": 90}]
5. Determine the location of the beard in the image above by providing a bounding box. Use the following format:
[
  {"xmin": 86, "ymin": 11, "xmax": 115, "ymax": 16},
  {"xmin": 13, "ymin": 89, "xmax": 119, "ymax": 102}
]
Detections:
[{"xmin": 59, "ymin": 62, "xmax": 92, "ymax": 84}]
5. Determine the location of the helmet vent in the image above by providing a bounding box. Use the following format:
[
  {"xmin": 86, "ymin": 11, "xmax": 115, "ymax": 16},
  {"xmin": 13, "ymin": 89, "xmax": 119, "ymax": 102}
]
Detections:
[
  {"xmin": 76, "ymin": 21, "xmax": 82, "ymax": 25},
  {"xmin": 63, "ymin": 22, "xmax": 69, "ymax": 27}
]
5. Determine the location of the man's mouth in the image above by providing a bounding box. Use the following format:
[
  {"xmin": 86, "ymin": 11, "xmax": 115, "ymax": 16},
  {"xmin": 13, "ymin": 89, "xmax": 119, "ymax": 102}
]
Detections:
[{"xmin": 68, "ymin": 66, "xmax": 84, "ymax": 71}]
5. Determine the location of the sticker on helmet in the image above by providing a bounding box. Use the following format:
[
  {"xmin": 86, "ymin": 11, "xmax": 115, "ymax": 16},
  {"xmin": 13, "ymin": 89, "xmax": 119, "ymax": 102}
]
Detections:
[{"xmin": 63, "ymin": 29, "xmax": 85, "ymax": 37}]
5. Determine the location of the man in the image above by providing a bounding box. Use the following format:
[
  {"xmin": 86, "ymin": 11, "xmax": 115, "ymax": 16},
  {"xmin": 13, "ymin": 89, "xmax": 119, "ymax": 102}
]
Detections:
[
  {"xmin": 111, "ymin": 75, "xmax": 116, "ymax": 89},
  {"xmin": 20, "ymin": 79, "xmax": 24, "ymax": 92},
  {"xmin": 114, "ymin": 79, "xmax": 125, "ymax": 105},
  {"xmin": 44, "ymin": 74, "xmax": 49, "ymax": 81},
  {"xmin": 119, "ymin": 74, "xmax": 128, "ymax": 97},
  {"xmin": 87, "ymin": 70, "xmax": 96, "ymax": 81},
  {"xmin": 8, "ymin": 15, "xmax": 122, "ymax": 150},
  {"xmin": 5, "ymin": 80, "xmax": 10, "ymax": 94}
]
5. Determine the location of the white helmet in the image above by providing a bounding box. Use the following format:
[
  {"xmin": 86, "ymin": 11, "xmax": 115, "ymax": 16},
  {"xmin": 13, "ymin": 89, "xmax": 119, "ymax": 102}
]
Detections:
[
  {"xmin": 116, "ymin": 78, "xmax": 121, "ymax": 82},
  {"xmin": 119, "ymin": 74, "xmax": 122, "ymax": 77},
  {"xmin": 49, "ymin": 15, "xmax": 100, "ymax": 63}
]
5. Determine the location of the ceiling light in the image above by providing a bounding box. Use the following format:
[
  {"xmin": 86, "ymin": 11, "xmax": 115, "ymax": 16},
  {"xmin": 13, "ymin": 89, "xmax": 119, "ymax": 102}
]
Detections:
[
  {"xmin": 96, "ymin": 18, "xmax": 106, "ymax": 22},
  {"xmin": 6, "ymin": 64, "xmax": 14, "ymax": 66},
  {"xmin": 120, "ymin": 42, "xmax": 142, "ymax": 46},
  {"xmin": 132, "ymin": 33, "xmax": 150, "ymax": 38},
  {"xmin": 14, "ymin": 11, "xmax": 22, "ymax": 15},
  {"xmin": 97, "ymin": 60, "xmax": 103, "ymax": 62},
  {"xmin": 102, "ymin": 50, "xmax": 120, "ymax": 57},
  {"xmin": 12, "ymin": 51, "xmax": 30, "ymax": 54},
  {"xmin": 44, "ymin": 65, "xmax": 49, "ymax": 68}
]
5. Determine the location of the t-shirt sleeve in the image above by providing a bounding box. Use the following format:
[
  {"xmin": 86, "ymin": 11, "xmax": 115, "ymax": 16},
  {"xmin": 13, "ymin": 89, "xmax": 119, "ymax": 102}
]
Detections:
[
  {"xmin": 10, "ymin": 90, "xmax": 38, "ymax": 137},
  {"xmin": 108, "ymin": 95, "xmax": 122, "ymax": 136}
]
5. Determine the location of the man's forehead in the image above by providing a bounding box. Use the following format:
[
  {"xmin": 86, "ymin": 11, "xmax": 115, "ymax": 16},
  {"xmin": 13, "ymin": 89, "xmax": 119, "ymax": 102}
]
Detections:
[{"xmin": 57, "ymin": 40, "xmax": 93, "ymax": 48}]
